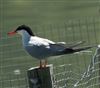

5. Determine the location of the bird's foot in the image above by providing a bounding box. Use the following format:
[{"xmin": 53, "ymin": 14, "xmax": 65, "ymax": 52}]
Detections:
[
  {"xmin": 39, "ymin": 60, "xmax": 47, "ymax": 69},
  {"xmin": 44, "ymin": 60, "xmax": 47, "ymax": 68},
  {"xmin": 39, "ymin": 64, "xmax": 47, "ymax": 69},
  {"xmin": 39, "ymin": 64, "xmax": 43, "ymax": 69}
]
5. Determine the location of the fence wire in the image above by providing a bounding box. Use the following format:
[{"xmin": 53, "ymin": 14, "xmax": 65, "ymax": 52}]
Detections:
[{"xmin": 0, "ymin": 17, "xmax": 100, "ymax": 88}]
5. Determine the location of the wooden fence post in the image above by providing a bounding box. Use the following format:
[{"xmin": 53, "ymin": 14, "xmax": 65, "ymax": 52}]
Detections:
[{"xmin": 27, "ymin": 64, "xmax": 54, "ymax": 88}]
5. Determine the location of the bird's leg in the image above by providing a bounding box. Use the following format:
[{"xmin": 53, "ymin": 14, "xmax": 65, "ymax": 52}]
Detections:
[
  {"xmin": 39, "ymin": 60, "xmax": 42, "ymax": 68},
  {"xmin": 44, "ymin": 60, "xmax": 48, "ymax": 68}
]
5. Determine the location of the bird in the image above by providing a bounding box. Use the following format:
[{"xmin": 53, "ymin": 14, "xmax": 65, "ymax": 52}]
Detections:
[{"xmin": 8, "ymin": 25, "xmax": 96, "ymax": 68}]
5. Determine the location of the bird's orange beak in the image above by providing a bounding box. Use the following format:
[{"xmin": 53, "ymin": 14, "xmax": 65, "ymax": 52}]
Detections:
[{"xmin": 8, "ymin": 31, "xmax": 16, "ymax": 36}]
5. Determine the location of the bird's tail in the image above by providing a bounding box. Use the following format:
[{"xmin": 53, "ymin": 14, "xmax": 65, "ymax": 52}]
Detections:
[
  {"xmin": 67, "ymin": 41, "xmax": 85, "ymax": 48},
  {"xmin": 60, "ymin": 45, "xmax": 97, "ymax": 55}
]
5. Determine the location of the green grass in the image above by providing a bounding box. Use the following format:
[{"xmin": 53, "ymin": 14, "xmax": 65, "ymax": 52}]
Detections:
[{"xmin": 0, "ymin": 0, "xmax": 100, "ymax": 88}]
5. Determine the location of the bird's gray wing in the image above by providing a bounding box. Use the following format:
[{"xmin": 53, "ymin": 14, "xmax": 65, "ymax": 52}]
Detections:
[
  {"xmin": 49, "ymin": 41, "xmax": 85, "ymax": 51},
  {"xmin": 50, "ymin": 44, "xmax": 97, "ymax": 56},
  {"xmin": 49, "ymin": 43, "xmax": 66, "ymax": 51},
  {"xmin": 65, "ymin": 41, "xmax": 85, "ymax": 48},
  {"xmin": 63, "ymin": 45, "xmax": 97, "ymax": 55}
]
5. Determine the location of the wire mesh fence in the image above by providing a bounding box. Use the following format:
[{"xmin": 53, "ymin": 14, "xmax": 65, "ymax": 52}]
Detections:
[
  {"xmin": 0, "ymin": 16, "xmax": 100, "ymax": 88},
  {"xmin": 53, "ymin": 47, "xmax": 100, "ymax": 88}
]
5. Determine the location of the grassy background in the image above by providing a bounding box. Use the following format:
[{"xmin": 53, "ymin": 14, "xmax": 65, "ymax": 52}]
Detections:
[{"xmin": 0, "ymin": 0, "xmax": 100, "ymax": 88}]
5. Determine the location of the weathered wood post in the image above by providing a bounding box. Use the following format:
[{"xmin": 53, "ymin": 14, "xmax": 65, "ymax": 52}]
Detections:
[{"xmin": 27, "ymin": 64, "xmax": 54, "ymax": 88}]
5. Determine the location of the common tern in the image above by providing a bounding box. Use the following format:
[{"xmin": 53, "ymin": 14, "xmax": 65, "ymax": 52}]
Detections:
[{"xmin": 8, "ymin": 25, "xmax": 96, "ymax": 68}]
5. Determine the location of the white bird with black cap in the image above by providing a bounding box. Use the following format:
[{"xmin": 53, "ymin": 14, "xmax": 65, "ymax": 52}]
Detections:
[{"xmin": 8, "ymin": 25, "xmax": 96, "ymax": 68}]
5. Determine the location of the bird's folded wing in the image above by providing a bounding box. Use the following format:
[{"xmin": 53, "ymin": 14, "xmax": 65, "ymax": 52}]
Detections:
[
  {"xmin": 54, "ymin": 45, "xmax": 97, "ymax": 56},
  {"xmin": 49, "ymin": 41, "xmax": 85, "ymax": 50},
  {"xmin": 45, "ymin": 41, "xmax": 86, "ymax": 51},
  {"xmin": 65, "ymin": 41, "xmax": 85, "ymax": 48},
  {"xmin": 49, "ymin": 43, "xmax": 66, "ymax": 50},
  {"xmin": 73, "ymin": 45, "xmax": 97, "ymax": 52}
]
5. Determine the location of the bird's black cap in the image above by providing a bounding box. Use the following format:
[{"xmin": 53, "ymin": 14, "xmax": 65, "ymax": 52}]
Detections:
[{"xmin": 15, "ymin": 25, "xmax": 35, "ymax": 36}]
